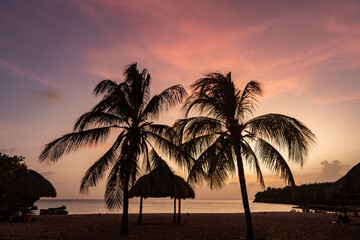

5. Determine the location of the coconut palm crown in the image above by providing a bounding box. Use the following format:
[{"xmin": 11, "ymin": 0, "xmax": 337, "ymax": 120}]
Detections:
[
  {"xmin": 174, "ymin": 72, "xmax": 316, "ymax": 240},
  {"xmin": 39, "ymin": 62, "xmax": 187, "ymax": 235}
]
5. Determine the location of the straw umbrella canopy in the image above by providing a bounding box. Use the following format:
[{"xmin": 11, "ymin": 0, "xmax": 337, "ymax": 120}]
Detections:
[
  {"xmin": 129, "ymin": 167, "xmax": 195, "ymax": 199},
  {"xmin": 1, "ymin": 169, "xmax": 56, "ymax": 217},
  {"xmin": 129, "ymin": 165, "xmax": 195, "ymax": 224},
  {"xmin": 330, "ymin": 162, "xmax": 360, "ymax": 204}
]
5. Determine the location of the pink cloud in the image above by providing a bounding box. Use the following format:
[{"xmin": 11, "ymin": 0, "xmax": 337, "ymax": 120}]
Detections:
[{"xmin": 66, "ymin": 0, "xmax": 360, "ymax": 103}]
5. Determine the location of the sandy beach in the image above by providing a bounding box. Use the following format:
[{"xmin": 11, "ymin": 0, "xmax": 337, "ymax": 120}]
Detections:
[{"xmin": 1, "ymin": 212, "xmax": 359, "ymax": 240}]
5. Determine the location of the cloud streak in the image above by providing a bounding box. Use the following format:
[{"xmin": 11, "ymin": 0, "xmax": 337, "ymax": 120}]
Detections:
[
  {"xmin": 0, "ymin": 58, "xmax": 58, "ymax": 87},
  {"xmin": 312, "ymin": 93, "xmax": 360, "ymax": 105}
]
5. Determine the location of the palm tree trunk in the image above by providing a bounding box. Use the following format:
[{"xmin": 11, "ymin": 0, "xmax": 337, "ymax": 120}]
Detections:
[
  {"xmin": 177, "ymin": 198, "xmax": 181, "ymax": 225},
  {"xmin": 138, "ymin": 196, "xmax": 143, "ymax": 224},
  {"xmin": 121, "ymin": 139, "xmax": 137, "ymax": 235},
  {"xmin": 173, "ymin": 198, "xmax": 176, "ymax": 223},
  {"xmin": 120, "ymin": 174, "xmax": 130, "ymax": 235},
  {"xmin": 235, "ymin": 147, "xmax": 255, "ymax": 240}
]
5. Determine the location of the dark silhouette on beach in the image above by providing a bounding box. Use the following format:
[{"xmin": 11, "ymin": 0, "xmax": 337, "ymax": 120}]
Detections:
[
  {"xmin": 174, "ymin": 72, "xmax": 316, "ymax": 239},
  {"xmin": 39, "ymin": 62, "xmax": 187, "ymax": 235}
]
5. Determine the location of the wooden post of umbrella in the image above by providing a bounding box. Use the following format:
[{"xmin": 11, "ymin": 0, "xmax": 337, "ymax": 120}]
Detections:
[
  {"xmin": 22, "ymin": 197, "xmax": 29, "ymax": 221},
  {"xmin": 173, "ymin": 198, "xmax": 176, "ymax": 223},
  {"xmin": 138, "ymin": 196, "xmax": 143, "ymax": 224},
  {"xmin": 177, "ymin": 198, "xmax": 181, "ymax": 225}
]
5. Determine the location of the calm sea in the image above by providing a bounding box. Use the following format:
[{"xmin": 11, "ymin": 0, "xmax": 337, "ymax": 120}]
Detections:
[{"xmin": 35, "ymin": 199, "xmax": 295, "ymax": 215}]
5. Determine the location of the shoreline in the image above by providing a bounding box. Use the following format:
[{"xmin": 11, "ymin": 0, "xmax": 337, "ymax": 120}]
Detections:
[
  {"xmin": 1, "ymin": 212, "xmax": 359, "ymax": 239},
  {"xmin": 34, "ymin": 199, "xmax": 297, "ymax": 215}
]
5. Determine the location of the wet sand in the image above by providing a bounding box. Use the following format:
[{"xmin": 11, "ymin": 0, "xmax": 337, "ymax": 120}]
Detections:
[{"xmin": 1, "ymin": 212, "xmax": 359, "ymax": 240}]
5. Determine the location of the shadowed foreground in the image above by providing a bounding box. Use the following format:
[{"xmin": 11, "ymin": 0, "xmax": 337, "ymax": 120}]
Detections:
[{"xmin": 1, "ymin": 213, "xmax": 359, "ymax": 240}]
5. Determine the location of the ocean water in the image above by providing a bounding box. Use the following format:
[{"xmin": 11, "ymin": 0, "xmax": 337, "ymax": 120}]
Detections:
[{"xmin": 35, "ymin": 199, "xmax": 296, "ymax": 215}]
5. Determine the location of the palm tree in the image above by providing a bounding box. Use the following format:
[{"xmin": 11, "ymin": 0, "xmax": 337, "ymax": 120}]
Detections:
[
  {"xmin": 174, "ymin": 72, "xmax": 316, "ymax": 240},
  {"xmin": 39, "ymin": 63, "xmax": 187, "ymax": 235}
]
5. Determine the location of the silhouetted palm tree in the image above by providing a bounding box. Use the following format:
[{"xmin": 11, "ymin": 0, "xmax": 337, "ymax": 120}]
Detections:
[
  {"xmin": 174, "ymin": 72, "xmax": 316, "ymax": 240},
  {"xmin": 39, "ymin": 63, "xmax": 186, "ymax": 235}
]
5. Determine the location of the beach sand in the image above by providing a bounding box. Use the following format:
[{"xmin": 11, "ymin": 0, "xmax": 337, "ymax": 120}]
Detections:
[{"xmin": 1, "ymin": 212, "xmax": 359, "ymax": 240}]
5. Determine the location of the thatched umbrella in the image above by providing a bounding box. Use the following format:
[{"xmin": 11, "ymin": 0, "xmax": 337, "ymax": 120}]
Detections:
[
  {"xmin": 2, "ymin": 169, "xmax": 56, "ymax": 218},
  {"xmin": 129, "ymin": 166, "xmax": 195, "ymax": 225}
]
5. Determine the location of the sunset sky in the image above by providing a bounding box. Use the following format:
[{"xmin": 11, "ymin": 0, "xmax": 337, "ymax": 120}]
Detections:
[{"xmin": 1, "ymin": 0, "xmax": 359, "ymax": 200}]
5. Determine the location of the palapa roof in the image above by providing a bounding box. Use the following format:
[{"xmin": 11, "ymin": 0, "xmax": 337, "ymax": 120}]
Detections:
[
  {"xmin": 2, "ymin": 169, "xmax": 56, "ymax": 201},
  {"xmin": 129, "ymin": 166, "xmax": 195, "ymax": 199},
  {"xmin": 330, "ymin": 162, "xmax": 360, "ymax": 203}
]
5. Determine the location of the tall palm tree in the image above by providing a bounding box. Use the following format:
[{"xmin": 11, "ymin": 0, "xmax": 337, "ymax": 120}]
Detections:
[
  {"xmin": 39, "ymin": 63, "xmax": 187, "ymax": 235},
  {"xmin": 174, "ymin": 72, "xmax": 316, "ymax": 240}
]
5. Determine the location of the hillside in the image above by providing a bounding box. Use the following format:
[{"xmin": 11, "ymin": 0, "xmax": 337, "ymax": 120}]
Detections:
[
  {"xmin": 254, "ymin": 162, "xmax": 360, "ymax": 205},
  {"xmin": 253, "ymin": 182, "xmax": 334, "ymax": 205}
]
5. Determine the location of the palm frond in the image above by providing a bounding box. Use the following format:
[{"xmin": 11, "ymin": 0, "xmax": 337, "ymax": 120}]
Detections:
[
  {"xmin": 105, "ymin": 160, "xmax": 124, "ymax": 210},
  {"xmin": 236, "ymin": 80, "xmax": 262, "ymax": 120},
  {"xmin": 184, "ymin": 93, "xmax": 237, "ymax": 123},
  {"xmin": 145, "ymin": 131, "xmax": 193, "ymax": 171},
  {"xmin": 149, "ymin": 149, "xmax": 173, "ymax": 171},
  {"xmin": 187, "ymin": 157, "xmax": 208, "ymax": 186},
  {"xmin": 191, "ymin": 73, "xmax": 227, "ymax": 95},
  {"xmin": 180, "ymin": 133, "xmax": 220, "ymax": 159},
  {"xmin": 205, "ymin": 136, "xmax": 235, "ymax": 189},
  {"xmin": 142, "ymin": 84, "xmax": 187, "ymax": 119},
  {"xmin": 80, "ymin": 131, "xmax": 126, "ymax": 193},
  {"xmin": 145, "ymin": 124, "xmax": 177, "ymax": 142},
  {"xmin": 91, "ymin": 92, "xmax": 132, "ymax": 119},
  {"xmin": 129, "ymin": 154, "xmax": 141, "ymax": 188},
  {"xmin": 123, "ymin": 63, "xmax": 151, "ymax": 113},
  {"xmin": 184, "ymin": 72, "xmax": 239, "ymax": 120},
  {"xmin": 240, "ymin": 141, "xmax": 265, "ymax": 188},
  {"xmin": 174, "ymin": 116, "xmax": 225, "ymax": 142},
  {"xmin": 140, "ymin": 70, "xmax": 151, "ymax": 104},
  {"xmin": 141, "ymin": 142, "xmax": 151, "ymax": 173},
  {"xmin": 39, "ymin": 126, "xmax": 115, "ymax": 162},
  {"xmin": 73, "ymin": 111, "xmax": 125, "ymax": 131},
  {"xmin": 183, "ymin": 93, "xmax": 226, "ymax": 119},
  {"xmin": 188, "ymin": 134, "xmax": 234, "ymax": 189},
  {"xmin": 245, "ymin": 113, "xmax": 316, "ymax": 165},
  {"xmin": 255, "ymin": 138, "xmax": 296, "ymax": 187},
  {"xmin": 124, "ymin": 62, "xmax": 139, "ymax": 84},
  {"xmin": 93, "ymin": 79, "xmax": 118, "ymax": 96}
]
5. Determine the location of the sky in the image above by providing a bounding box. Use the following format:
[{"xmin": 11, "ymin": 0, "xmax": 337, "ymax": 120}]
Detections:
[{"xmin": 0, "ymin": 0, "xmax": 359, "ymax": 201}]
